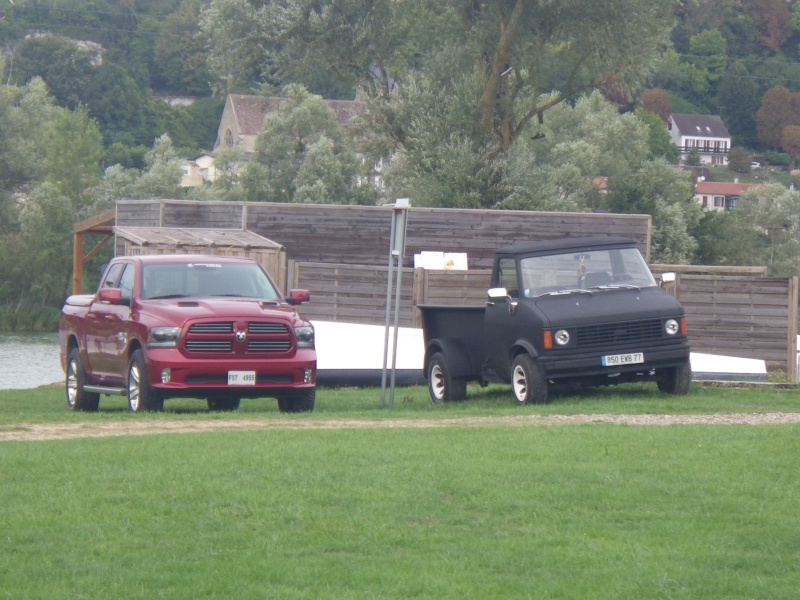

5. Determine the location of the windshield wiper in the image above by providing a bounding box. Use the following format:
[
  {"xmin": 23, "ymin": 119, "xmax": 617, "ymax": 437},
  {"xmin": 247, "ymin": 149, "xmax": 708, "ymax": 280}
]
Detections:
[
  {"xmin": 149, "ymin": 294, "xmax": 187, "ymax": 300},
  {"xmin": 539, "ymin": 288, "xmax": 595, "ymax": 297},
  {"xmin": 589, "ymin": 284, "xmax": 641, "ymax": 292}
]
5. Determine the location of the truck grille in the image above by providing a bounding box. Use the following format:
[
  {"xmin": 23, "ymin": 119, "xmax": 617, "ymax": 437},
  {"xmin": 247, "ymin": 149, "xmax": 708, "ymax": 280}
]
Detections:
[
  {"xmin": 184, "ymin": 321, "xmax": 292, "ymax": 354},
  {"xmin": 575, "ymin": 318, "xmax": 664, "ymax": 347}
]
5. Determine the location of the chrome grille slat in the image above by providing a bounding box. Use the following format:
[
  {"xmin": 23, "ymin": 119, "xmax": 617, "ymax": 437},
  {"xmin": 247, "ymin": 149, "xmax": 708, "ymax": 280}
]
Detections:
[
  {"xmin": 189, "ymin": 322, "xmax": 233, "ymax": 334},
  {"xmin": 248, "ymin": 340, "xmax": 292, "ymax": 352},
  {"xmin": 248, "ymin": 322, "xmax": 289, "ymax": 334},
  {"xmin": 185, "ymin": 340, "xmax": 233, "ymax": 352}
]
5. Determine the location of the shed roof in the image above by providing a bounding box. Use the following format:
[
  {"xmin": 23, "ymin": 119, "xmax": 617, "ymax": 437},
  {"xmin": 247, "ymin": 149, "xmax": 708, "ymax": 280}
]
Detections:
[
  {"xmin": 114, "ymin": 227, "xmax": 283, "ymax": 250},
  {"xmin": 695, "ymin": 181, "xmax": 763, "ymax": 196}
]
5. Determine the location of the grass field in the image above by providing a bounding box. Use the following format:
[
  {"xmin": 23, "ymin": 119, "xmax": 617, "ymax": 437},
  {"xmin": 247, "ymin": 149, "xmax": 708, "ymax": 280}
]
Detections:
[{"xmin": 1, "ymin": 383, "xmax": 799, "ymax": 599}]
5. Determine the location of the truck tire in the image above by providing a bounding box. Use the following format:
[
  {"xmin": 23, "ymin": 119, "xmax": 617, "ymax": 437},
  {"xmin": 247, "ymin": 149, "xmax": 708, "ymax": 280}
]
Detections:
[
  {"xmin": 277, "ymin": 389, "xmax": 316, "ymax": 413},
  {"xmin": 127, "ymin": 349, "xmax": 160, "ymax": 412},
  {"xmin": 657, "ymin": 360, "xmax": 692, "ymax": 395},
  {"xmin": 427, "ymin": 352, "xmax": 467, "ymax": 403},
  {"xmin": 66, "ymin": 348, "xmax": 100, "ymax": 411},
  {"xmin": 511, "ymin": 354, "xmax": 548, "ymax": 405},
  {"xmin": 208, "ymin": 397, "xmax": 240, "ymax": 411}
]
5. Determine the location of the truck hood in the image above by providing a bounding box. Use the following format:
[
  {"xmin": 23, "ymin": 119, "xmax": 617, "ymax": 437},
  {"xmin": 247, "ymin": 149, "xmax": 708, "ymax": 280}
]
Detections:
[
  {"xmin": 137, "ymin": 298, "xmax": 306, "ymax": 327},
  {"xmin": 532, "ymin": 287, "xmax": 682, "ymax": 327}
]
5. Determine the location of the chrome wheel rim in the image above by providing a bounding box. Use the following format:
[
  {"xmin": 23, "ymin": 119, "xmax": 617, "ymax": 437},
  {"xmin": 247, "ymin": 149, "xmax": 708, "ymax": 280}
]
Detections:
[
  {"xmin": 66, "ymin": 359, "xmax": 78, "ymax": 408},
  {"xmin": 430, "ymin": 363, "xmax": 445, "ymax": 401},
  {"xmin": 512, "ymin": 365, "xmax": 527, "ymax": 402},
  {"xmin": 128, "ymin": 363, "xmax": 141, "ymax": 411}
]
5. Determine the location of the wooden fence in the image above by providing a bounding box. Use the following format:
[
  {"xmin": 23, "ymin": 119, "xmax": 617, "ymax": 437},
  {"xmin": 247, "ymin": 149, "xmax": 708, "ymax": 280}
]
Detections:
[{"xmin": 291, "ymin": 263, "xmax": 798, "ymax": 379}]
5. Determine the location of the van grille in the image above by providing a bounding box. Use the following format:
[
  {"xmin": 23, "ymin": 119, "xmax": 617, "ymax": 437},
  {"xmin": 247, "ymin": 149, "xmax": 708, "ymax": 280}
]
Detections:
[{"xmin": 575, "ymin": 319, "xmax": 664, "ymax": 347}]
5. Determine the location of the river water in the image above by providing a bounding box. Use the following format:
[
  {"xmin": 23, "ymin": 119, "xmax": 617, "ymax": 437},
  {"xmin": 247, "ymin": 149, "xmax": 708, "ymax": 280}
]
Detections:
[{"xmin": 0, "ymin": 332, "xmax": 64, "ymax": 390}]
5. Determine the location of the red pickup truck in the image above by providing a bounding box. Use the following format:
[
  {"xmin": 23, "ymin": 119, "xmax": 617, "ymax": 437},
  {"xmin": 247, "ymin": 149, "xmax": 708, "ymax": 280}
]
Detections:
[{"xmin": 59, "ymin": 254, "xmax": 316, "ymax": 413}]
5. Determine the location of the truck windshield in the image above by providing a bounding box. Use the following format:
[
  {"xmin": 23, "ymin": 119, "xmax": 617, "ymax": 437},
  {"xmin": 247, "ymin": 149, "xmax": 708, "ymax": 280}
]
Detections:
[
  {"xmin": 141, "ymin": 262, "xmax": 281, "ymax": 301},
  {"xmin": 519, "ymin": 247, "xmax": 657, "ymax": 298}
]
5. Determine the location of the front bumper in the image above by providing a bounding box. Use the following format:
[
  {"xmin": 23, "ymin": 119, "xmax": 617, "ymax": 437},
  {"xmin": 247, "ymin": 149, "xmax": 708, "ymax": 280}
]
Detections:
[
  {"xmin": 537, "ymin": 342, "xmax": 690, "ymax": 381},
  {"xmin": 144, "ymin": 348, "xmax": 317, "ymax": 398}
]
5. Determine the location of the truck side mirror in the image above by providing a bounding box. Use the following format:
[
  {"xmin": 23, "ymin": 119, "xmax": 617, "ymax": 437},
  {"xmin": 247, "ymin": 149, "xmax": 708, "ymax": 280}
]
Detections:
[
  {"xmin": 97, "ymin": 288, "xmax": 122, "ymax": 305},
  {"xmin": 487, "ymin": 287, "xmax": 509, "ymax": 303},
  {"xmin": 286, "ymin": 289, "xmax": 311, "ymax": 305}
]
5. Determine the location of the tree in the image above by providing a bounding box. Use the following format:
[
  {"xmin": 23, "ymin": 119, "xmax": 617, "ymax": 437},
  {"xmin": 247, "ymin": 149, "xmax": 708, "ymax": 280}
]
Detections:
[
  {"xmin": 154, "ymin": 0, "xmax": 213, "ymax": 95},
  {"xmin": 638, "ymin": 89, "xmax": 671, "ymax": 123},
  {"xmin": 10, "ymin": 36, "xmax": 95, "ymax": 109},
  {"xmin": 716, "ymin": 61, "xmax": 760, "ymax": 147},
  {"xmin": 688, "ymin": 29, "xmax": 727, "ymax": 84},
  {"xmin": 635, "ymin": 110, "xmax": 679, "ymax": 163},
  {"xmin": 740, "ymin": 0, "xmax": 792, "ymax": 53},
  {"xmin": 245, "ymin": 85, "xmax": 368, "ymax": 204},
  {"xmin": 737, "ymin": 184, "xmax": 800, "ymax": 276},
  {"xmin": 756, "ymin": 86, "xmax": 799, "ymax": 150},
  {"xmin": 781, "ymin": 125, "xmax": 800, "ymax": 170},
  {"xmin": 47, "ymin": 106, "xmax": 104, "ymax": 205},
  {"xmin": 727, "ymin": 146, "xmax": 751, "ymax": 173}
]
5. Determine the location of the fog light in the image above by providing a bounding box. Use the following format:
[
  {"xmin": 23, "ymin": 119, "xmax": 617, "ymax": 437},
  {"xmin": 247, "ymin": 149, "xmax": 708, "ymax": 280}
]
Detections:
[
  {"xmin": 161, "ymin": 368, "xmax": 171, "ymax": 384},
  {"xmin": 303, "ymin": 368, "xmax": 313, "ymax": 384}
]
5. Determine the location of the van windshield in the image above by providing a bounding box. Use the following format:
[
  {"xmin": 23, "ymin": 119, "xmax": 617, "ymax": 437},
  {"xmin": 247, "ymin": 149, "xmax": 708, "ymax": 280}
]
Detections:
[
  {"xmin": 141, "ymin": 262, "xmax": 281, "ymax": 300},
  {"xmin": 518, "ymin": 247, "xmax": 656, "ymax": 298}
]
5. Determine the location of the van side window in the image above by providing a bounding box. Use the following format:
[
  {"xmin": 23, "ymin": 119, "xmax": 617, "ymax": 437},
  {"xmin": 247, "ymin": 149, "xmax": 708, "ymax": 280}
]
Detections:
[{"xmin": 497, "ymin": 258, "xmax": 518, "ymax": 298}]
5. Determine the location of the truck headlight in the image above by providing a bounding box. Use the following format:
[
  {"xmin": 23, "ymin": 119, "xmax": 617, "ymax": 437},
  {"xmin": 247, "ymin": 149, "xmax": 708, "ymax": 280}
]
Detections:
[
  {"xmin": 554, "ymin": 330, "xmax": 570, "ymax": 345},
  {"xmin": 147, "ymin": 326, "xmax": 182, "ymax": 348},
  {"xmin": 665, "ymin": 319, "xmax": 680, "ymax": 335},
  {"xmin": 295, "ymin": 325, "xmax": 315, "ymax": 349}
]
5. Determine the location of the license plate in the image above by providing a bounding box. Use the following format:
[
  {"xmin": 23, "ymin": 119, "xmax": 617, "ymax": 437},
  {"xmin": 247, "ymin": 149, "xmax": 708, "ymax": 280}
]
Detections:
[
  {"xmin": 601, "ymin": 352, "xmax": 644, "ymax": 367},
  {"xmin": 228, "ymin": 371, "xmax": 256, "ymax": 386}
]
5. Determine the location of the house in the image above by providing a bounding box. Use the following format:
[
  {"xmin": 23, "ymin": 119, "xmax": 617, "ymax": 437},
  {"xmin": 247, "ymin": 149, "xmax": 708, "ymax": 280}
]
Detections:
[
  {"xmin": 179, "ymin": 154, "xmax": 216, "ymax": 187},
  {"xmin": 695, "ymin": 180, "xmax": 763, "ymax": 211},
  {"xmin": 213, "ymin": 94, "xmax": 367, "ymax": 154},
  {"xmin": 668, "ymin": 114, "xmax": 731, "ymax": 166}
]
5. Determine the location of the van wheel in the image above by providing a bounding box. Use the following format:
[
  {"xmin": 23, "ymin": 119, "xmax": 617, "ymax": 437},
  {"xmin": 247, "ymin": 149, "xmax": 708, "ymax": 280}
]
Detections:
[
  {"xmin": 657, "ymin": 360, "xmax": 692, "ymax": 395},
  {"xmin": 208, "ymin": 397, "xmax": 240, "ymax": 411},
  {"xmin": 427, "ymin": 352, "xmax": 467, "ymax": 403},
  {"xmin": 66, "ymin": 348, "xmax": 100, "ymax": 411},
  {"xmin": 277, "ymin": 389, "xmax": 316, "ymax": 413},
  {"xmin": 511, "ymin": 354, "xmax": 548, "ymax": 405},
  {"xmin": 127, "ymin": 349, "xmax": 159, "ymax": 412}
]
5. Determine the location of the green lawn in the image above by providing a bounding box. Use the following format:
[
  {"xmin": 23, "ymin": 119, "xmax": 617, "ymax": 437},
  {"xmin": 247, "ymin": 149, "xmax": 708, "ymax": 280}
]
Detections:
[{"xmin": 1, "ymin": 384, "xmax": 799, "ymax": 599}]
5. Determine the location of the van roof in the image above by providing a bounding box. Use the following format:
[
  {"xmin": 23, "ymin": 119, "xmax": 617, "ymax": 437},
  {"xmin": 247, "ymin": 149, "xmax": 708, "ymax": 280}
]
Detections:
[{"xmin": 496, "ymin": 236, "xmax": 637, "ymax": 256}]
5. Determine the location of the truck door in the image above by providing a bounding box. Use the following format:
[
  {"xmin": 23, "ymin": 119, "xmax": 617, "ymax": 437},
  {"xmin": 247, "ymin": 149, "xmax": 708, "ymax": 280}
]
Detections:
[
  {"xmin": 484, "ymin": 257, "xmax": 520, "ymax": 381},
  {"xmin": 86, "ymin": 262, "xmax": 133, "ymax": 384}
]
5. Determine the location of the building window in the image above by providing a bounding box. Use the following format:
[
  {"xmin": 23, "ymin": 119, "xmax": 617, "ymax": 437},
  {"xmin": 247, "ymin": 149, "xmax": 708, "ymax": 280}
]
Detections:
[
  {"xmin": 714, "ymin": 196, "xmax": 724, "ymax": 209},
  {"xmin": 224, "ymin": 129, "xmax": 233, "ymax": 148}
]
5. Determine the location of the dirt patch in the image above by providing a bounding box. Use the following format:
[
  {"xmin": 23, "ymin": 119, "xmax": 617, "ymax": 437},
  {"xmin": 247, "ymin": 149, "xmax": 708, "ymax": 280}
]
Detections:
[{"xmin": 2, "ymin": 412, "xmax": 800, "ymax": 442}]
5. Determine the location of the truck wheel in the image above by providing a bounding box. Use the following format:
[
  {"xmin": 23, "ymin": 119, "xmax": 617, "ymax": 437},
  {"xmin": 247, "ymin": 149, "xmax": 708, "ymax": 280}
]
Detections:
[
  {"xmin": 427, "ymin": 352, "xmax": 467, "ymax": 403},
  {"xmin": 657, "ymin": 360, "xmax": 692, "ymax": 395},
  {"xmin": 65, "ymin": 348, "xmax": 100, "ymax": 411},
  {"xmin": 277, "ymin": 389, "xmax": 316, "ymax": 413},
  {"xmin": 208, "ymin": 397, "xmax": 240, "ymax": 411},
  {"xmin": 511, "ymin": 354, "xmax": 548, "ymax": 405},
  {"xmin": 127, "ymin": 349, "xmax": 160, "ymax": 412}
]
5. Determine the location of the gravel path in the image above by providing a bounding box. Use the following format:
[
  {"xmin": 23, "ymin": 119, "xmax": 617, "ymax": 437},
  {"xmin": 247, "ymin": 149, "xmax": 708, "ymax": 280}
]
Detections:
[{"xmin": 2, "ymin": 412, "xmax": 800, "ymax": 442}]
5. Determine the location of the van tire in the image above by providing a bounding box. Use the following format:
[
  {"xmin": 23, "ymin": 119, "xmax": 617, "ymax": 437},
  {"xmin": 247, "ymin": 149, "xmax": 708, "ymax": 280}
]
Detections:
[
  {"xmin": 427, "ymin": 352, "xmax": 467, "ymax": 403},
  {"xmin": 657, "ymin": 360, "xmax": 692, "ymax": 395},
  {"xmin": 511, "ymin": 354, "xmax": 548, "ymax": 405}
]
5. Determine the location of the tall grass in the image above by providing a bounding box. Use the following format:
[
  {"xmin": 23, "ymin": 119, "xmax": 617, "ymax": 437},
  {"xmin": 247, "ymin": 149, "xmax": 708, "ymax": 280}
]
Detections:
[{"xmin": 1, "ymin": 424, "xmax": 798, "ymax": 599}]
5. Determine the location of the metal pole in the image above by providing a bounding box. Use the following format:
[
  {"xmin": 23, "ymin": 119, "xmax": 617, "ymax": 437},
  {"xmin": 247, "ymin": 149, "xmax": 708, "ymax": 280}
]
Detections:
[
  {"xmin": 380, "ymin": 211, "xmax": 398, "ymax": 407},
  {"xmin": 389, "ymin": 207, "xmax": 408, "ymax": 407}
]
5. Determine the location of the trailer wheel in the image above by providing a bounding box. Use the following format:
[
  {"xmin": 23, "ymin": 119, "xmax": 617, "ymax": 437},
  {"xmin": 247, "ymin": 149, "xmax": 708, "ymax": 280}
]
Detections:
[
  {"xmin": 511, "ymin": 354, "xmax": 548, "ymax": 405},
  {"xmin": 427, "ymin": 352, "xmax": 467, "ymax": 403},
  {"xmin": 66, "ymin": 348, "xmax": 100, "ymax": 411},
  {"xmin": 657, "ymin": 360, "xmax": 692, "ymax": 395}
]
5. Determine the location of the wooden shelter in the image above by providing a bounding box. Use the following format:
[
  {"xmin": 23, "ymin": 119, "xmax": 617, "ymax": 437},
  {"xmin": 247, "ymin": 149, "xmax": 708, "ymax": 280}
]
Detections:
[
  {"xmin": 114, "ymin": 227, "xmax": 287, "ymax": 290},
  {"xmin": 71, "ymin": 210, "xmax": 115, "ymax": 294}
]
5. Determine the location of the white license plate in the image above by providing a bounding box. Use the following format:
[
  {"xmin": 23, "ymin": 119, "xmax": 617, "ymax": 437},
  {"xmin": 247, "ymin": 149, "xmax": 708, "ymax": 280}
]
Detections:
[
  {"xmin": 228, "ymin": 371, "xmax": 256, "ymax": 386},
  {"xmin": 601, "ymin": 352, "xmax": 644, "ymax": 367}
]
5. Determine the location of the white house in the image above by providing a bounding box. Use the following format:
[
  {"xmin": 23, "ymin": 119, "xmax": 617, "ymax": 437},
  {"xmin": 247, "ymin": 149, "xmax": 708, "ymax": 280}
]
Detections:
[
  {"xmin": 179, "ymin": 154, "xmax": 217, "ymax": 187},
  {"xmin": 668, "ymin": 114, "xmax": 731, "ymax": 166},
  {"xmin": 694, "ymin": 180, "xmax": 763, "ymax": 211}
]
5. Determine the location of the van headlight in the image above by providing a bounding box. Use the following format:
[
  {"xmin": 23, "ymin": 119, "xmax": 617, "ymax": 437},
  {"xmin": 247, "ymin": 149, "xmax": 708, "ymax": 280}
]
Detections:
[
  {"xmin": 295, "ymin": 325, "xmax": 315, "ymax": 349},
  {"xmin": 554, "ymin": 330, "xmax": 570, "ymax": 345},
  {"xmin": 147, "ymin": 327, "xmax": 182, "ymax": 348},
  {"xmin": 665, "ymin": 319, "xmax": 680, "ymax": 335}
]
